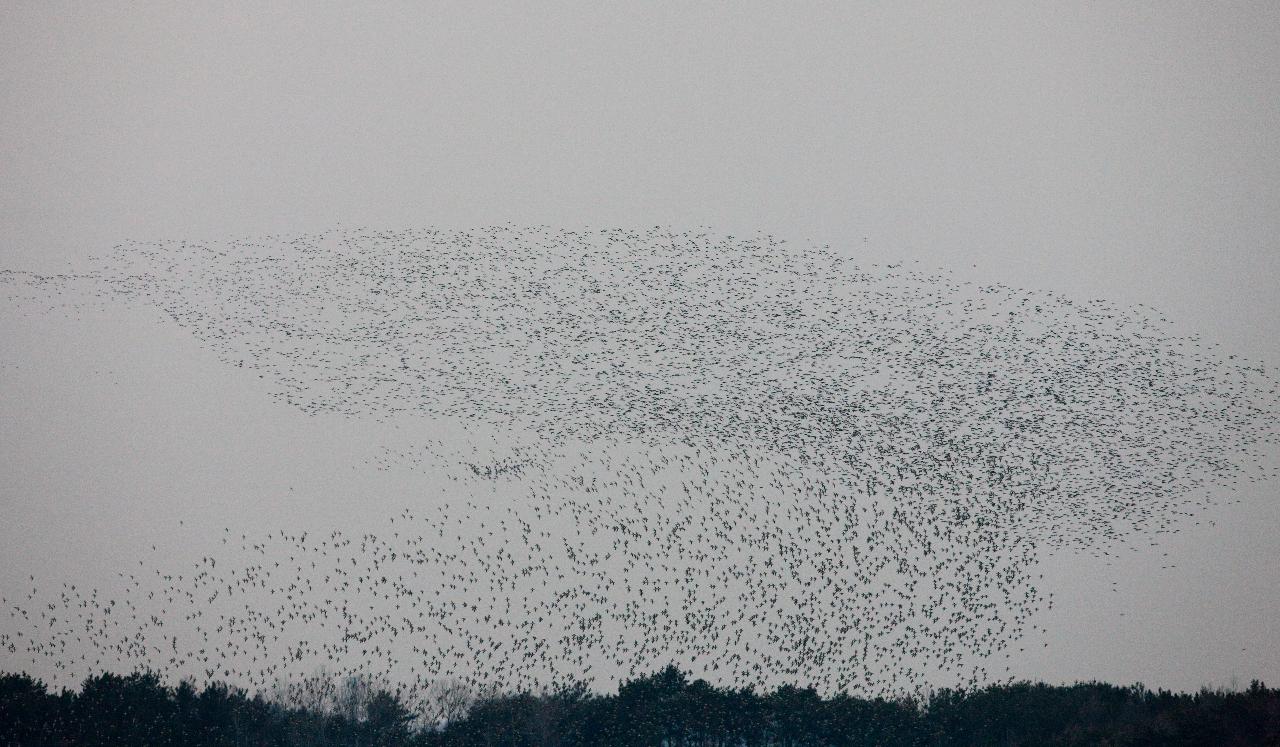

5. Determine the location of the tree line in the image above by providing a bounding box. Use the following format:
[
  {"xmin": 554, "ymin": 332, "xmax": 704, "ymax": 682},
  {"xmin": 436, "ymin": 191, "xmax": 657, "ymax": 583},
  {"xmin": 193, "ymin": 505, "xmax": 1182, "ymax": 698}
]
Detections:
[{"xmin": 2, "ymin": 665, "xmax": 1277, "ymax": 746}]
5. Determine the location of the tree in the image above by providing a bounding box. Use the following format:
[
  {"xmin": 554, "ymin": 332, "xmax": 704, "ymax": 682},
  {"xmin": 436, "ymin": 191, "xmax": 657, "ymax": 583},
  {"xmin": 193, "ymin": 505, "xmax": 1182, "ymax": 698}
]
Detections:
[
  {"xmin": 0, "ymin": 672, "xmax": 55, "ymax": 746},
  {"xmin": 366, "ymin": 689, "xmax": 414, "ymax": 745}
]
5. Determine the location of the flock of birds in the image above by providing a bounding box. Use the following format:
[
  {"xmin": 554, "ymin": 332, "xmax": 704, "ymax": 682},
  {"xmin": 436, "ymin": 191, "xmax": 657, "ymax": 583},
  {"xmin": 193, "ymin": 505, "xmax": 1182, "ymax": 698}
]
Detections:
[{"xmin": 2, "ymin": 225, "xmax": 1277, "ymax": 714}]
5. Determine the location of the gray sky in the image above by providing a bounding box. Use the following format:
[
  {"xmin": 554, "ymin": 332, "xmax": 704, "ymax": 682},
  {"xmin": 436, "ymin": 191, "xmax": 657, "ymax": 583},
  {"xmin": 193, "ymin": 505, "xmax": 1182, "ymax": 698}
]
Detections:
[{"xmin": 2, "ymin": 1, "xmax": 1278, "ymax": 692}]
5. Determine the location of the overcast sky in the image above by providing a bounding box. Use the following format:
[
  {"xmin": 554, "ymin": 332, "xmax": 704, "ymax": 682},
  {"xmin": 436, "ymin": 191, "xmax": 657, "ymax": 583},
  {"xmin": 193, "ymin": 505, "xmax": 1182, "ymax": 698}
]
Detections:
[{"xmin": 2, "ymin": 1, "xmax": 1278, "ymax": 692}]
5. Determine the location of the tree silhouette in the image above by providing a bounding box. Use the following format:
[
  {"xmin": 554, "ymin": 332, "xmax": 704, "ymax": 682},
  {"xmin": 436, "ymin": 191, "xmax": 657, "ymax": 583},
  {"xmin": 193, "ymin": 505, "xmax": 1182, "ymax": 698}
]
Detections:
[{"xmin": 2, "ymin": 667, "xmax": 1278, "ymax": 746}]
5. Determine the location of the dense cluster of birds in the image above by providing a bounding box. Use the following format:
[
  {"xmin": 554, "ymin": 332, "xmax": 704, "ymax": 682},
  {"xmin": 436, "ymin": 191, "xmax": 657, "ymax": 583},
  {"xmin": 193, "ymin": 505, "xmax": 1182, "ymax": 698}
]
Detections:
[{"xmin": 2, "ymin": 226, "xmax": 1277, "ymax": 711}]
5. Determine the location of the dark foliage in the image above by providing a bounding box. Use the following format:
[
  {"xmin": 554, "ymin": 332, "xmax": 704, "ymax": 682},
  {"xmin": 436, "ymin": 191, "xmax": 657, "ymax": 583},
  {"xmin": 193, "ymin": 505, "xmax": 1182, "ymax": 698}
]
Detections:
[{"xmin": 2, "ymin": 666, "xmax": 1277, "ymax": 746}]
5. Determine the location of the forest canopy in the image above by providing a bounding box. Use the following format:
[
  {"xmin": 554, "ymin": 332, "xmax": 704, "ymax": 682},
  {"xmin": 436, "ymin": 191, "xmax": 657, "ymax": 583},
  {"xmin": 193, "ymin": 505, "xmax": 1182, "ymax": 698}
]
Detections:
[{"xmin": 2, "ymin": 665, "xmax": 1277, "ymax": 746}]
